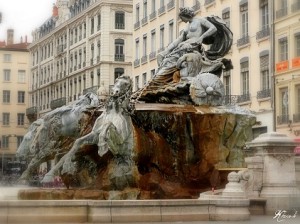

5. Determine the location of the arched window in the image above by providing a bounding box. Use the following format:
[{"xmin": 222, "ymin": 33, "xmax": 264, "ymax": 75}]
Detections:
[
  {"xmin": 114, "ymin": 68, "xmax": 124, "ymax": 81},
  {"xmin": 115, "ymin": 11, "xmax": 125, "ymax": 29}
]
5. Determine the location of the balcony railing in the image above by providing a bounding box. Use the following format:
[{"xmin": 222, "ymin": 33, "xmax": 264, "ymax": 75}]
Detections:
[
  {"xmin": 134, "ymin": 21, "xmax": 140, "ymax": 30},
  {"xmin": 257, "ymin": 89, "xmax": 271, "ymax": 99},
  {"xmin": 256, "ymin": 27, "xmax": 270, "ymax": 40},
  {"xmin": 277, "ymin": 115, "xmax": 289, "ymax": 125},
  {"xmin": 192, "ymin": 0, "xmax": 201, "ymax": 11},
  {"xmin": 205, "ymin": 0, "xmax": 215, "ymax": 6},
  {"xmin": 141, "ymin": 16, "xmax": 148, "ymax": 25},
  {"xmin": 167, "ymin": 0, "xmax": 175, "ymax": 10},
  {"xmin": 141, "ymin": 55, "xmax": 148, "ymax": 64},
  {"xmin": 50, "ymin": 97, "xmax": 66, "ymax": 110},
  {"xmin": 83, "ymin": 86, "xmax": 99, "ymax": 95},
  {"xmin": 158, "ymin": 6, "xmax": 166, "ymax": 15},
  {"xmin": 26, "ymin": 107, "xmax": 37, "ymax": 116},
  {"xmin": 237, "ymin": 35, "xmax": 250, "ymax": 47},
  {"xmin": 276, "ymin": 7, "xmax": 288, "ymax": 19},
  {"xmin": 149, "ymin": 51, "xmax": 156, "ymax": 60},
  {"xmin": 294, "ymin": 113, "xmax": 300, "ymax": 123},
  {"xmin": 134, "ymin": 59, "xmax": 140, "ymax": 67},
  {"xmin": 115, "ymin": 54, "xmax": 125, "ymax": 61},
  {"xmin": 115, "ymin": 23, "xmax": 125, "ymax": 29},
  {"xmin": 149, "ymin": 11, "xmax": 157, "ymax": 20},
  {"xmin": 292, "ymin": 1, "xmax": 300, "ymax": 12},
  {"xmin": 237, "ymin": 93, "xmax": 251, "ymax": 103}
]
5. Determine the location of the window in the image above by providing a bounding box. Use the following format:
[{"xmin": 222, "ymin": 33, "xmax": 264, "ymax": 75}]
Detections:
[
  {"xmin": 18, "ymin": 91, "xmax": 25, "ymax": 103},
  {"xmin": 3, "ymin": 54, "xmax": 11, "ymax": 62},
  {"xmin": 260, "ymin": 0, "xmax": 269, "ymax": 30},
  {"xmin": 142, "ymin": 72, "xmax": 147, "ymax": 86},
  {"xmin": 115, "ymin": 11, "xmax": 125, "ymax": 29},
  {"xmin": 240, "ymin": 3, "xmax": 248, "ymax": 37},
  {"xmin": 222, "ymin": 8, "xmax": 230, "ymax": 28},
  {"xmin": 160, "ymin": 25, "xmax": 165, "ymax": 50},
  {"xmin": 151, "ymin": 69, "xmax": 155, "ymax": 78},
  {"xmin": 3, "ymin": 90, "xmax": 10, "ymax": 103},
  {"xmin": 296, "ymin": 85, "xmax": 300, "ymax": 118},
  {"xmin": 114, "ymin": 68, "xmax": 124, "ymax": 81},
  {"xmin": 115, "ymin": 39, "xmax": 124, "ymax": 61},
  {"xmin": 279, "ymin": 87, "xmax": 289, "ymax": 123},
  {"xmin": 279, "ymin": 37, "xmax": 288, "ymax": 61},
  {"xmin": 169, "ymin": 20, "xmax": 174, "ymax": 44},
  {"xmin": 295, "ymin": 33, "xmax": 300, "ymax": 57},
  {"xmin": 143, "ymin": 35, "xmax": 147, "ymax": 57},
  {"xmin": 135, "ymin": 38, "xmax": 140, "ymax": 60},
  {"xmin": 260, "ymin": 54, "xmax": 270, "ymax": 90},
  {"xmin": 135, "ymin": 75, "xmax": 140, "ymax": 91},
  {"xmin": 3, "ymin": 69, "xmax": 10, "ymax": 81},
  {"xmin": 91, "ymin": 17, "xmax": 94, "ymax": 34},
  {"xmin": 240, "ymin": 60, "xmax": 249, "ymax": 95},
  {"xmin": 151, "ymin": 29, "xmax": 156, "ymax": 53},
  {"xmin": 2, "ymin": 113, "xmax": 10, "ymax": 125},
  {"xmin": 97, "ymin": 14, "xmax": 101, "ymax": 31},
  {"xmin": 223, "ymin": 70, "xmax": 231, "ymax": 95},
  {"xmin": 143, "ymin": 0, "xmax": 148, "ymax": 19},
  {"xmin": 17, "ymin": 113, "xmax": 25, "ymax": 126},
  {"xmin": 136, "ymin": 4, "xmax": 140, "ymax": 23},
  {"xmin": 1, "ymin": 136, "xmax": 9, "ymax": 148},
  {"xmin": 17, "ymin": 136, "xmax": 24, "ymax": 148},
  {"xmin": 151, "ymin": 0, "xmax": 156, "ymax": 12},
  {"xmin": 18, "ymin": 70, "xmax": 26, "ymax": 83}
]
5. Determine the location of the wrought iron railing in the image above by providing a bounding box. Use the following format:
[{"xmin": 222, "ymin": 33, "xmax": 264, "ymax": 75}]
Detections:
[
  {"xmin": 237, "ymin": 35, "xmax": 250, "ymax": 47},
  {"xmin": 141, "ymin": 55, "xmax": 148, "ymax": 64},
  {"xmin": 50, "ymin": 97, "xmax": 66, "ymax": 110},
  {"xmin": 257, "ymin": 89, "xmax": 271, "ymax": 99},
  {"xmin": 167, "ymin": 0, "xmax": 175, "ymax": 10},
  {"xmin": 256, "ymin": 27, "xmax": 270, "ymax": 40},
  {"xmin": 205, "ymin": 0, "xmax": 215, "ymax": 6},
  {"xmin": 158, "ymin": 6, "xmax": 166, "ymax": 15},
  {"xmin": 115, "ymin": 54, "xmax": 125, "ymax": 62},
  {"xmin": 134, "ymin": 21, "xmax": 140, "ymax": 30},
  {"xmin": 237, "ymin": 93, "xmax": 251, "ymax": 103},
  {"xmin": 141, "ymin": 16, "xmax": 148, "ymax": 25},
  {"xmin": 149, "ymin": 11, "xmax": 157, "ymax": 20},
  {"xmin": 149, "ymin": 51, "xmax": 156, "ymax": 60},
  {"xmin": 134, "ymin": 59, "xmax": 140, "ymax": 67}
]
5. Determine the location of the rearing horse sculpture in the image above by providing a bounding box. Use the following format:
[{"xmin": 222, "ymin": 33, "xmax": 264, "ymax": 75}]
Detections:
[{"xmin": 42, "ymin": 76, "xmax": 136, "ymax": 190}]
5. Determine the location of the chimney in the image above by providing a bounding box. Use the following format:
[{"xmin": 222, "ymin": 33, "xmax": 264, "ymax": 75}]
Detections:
[
  {"xmin": 53, "ymin": 4, "xmax": 58, "ymax": 17},
  {"xmin": 20, "ymin": 36, "xmax": 23, "ymax": 43},
  {"xmin": 7, "ymin": 29, "xmax": 14, "ymax": 45}
]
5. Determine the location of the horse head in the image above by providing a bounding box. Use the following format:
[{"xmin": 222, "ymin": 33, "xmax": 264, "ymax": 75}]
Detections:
[{"xmin": 110, "ymin": 75, "xmax": 133, "ymax": 99}]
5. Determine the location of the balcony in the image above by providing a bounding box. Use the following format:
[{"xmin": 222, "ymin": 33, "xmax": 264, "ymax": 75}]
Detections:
[
  {"xmin": 158, "ymin": 6, "xmax": 166, "ymax": 16},
  {"xmin": 57, "ymin": 45, "xmax": 65, "ymax": 55},
  {"xmin": 222, "ymin": 95, "xmax": 239, "ymax": 105},
  {"xmin": 276, "ymin": 7, "xmax": 288, "ymax": 19},
  {"xmin": 83, "ymin": 86, "xmax": 99, "ymax": 95},
  {"xmin": 167, "ymin": 0, "xmax": 175, "ymax": 10},
  {"xmin": 141, "ymin": 16, "xmax": 148, "ymax": 26},
  {"xmin": 192, "ymin": 0, "xmax": 201, "ymax": 11},
  {"xmin": 292, "ymin": 1, "xmax": 300, "ymax": 12},
  {"xmin": 237, "ymin": 35, "xmax": 250, "ymax": 48},
  {"xmin": 134, "ymin": 21, "xmax": 140, "ymax": 30},
  {"xmin": 149, "ymin": 51, "xmax": 156, "ymax": 60},
  {"xmin": 256, "ymin": 27, "xmax": 270, "ymax": 41},
  {"xmin": 257, "ymin": 89, "xmax": 271, "ymax": 99},
  {"xmin": 294, "ymin": 114, "xmax": 300, "ymax": 123},
  {"xmin": 50, "ymin": 97, "xmax": 66, "ymax": 110},
  {"xmin": 115, "ymin": 23, "xmax": 125, "ymax": 29},
  {"xmin": 205, "ymin": 0, "xmax": 215, "ymax": 6},
  {"xmin": 277, "ymin": 115, "xmax": 289, "ymax": 125},
  {"xmin": 149, "ymin": 11, "xmax": 157, "ymax": 20},
  {"xmin": 141, "ymin": 55, "xmax": 148, "ymax": 64},
  {"xmin": 115, "ymin": 54, "xmax": 125, "ymax": 62},
  {"xmin": 237, "ymin": 93, "xmax": 251, "ymax": 103},
  {"xmin": 134, "ymin": 59, "xmax": 140, "ymax": 67}
]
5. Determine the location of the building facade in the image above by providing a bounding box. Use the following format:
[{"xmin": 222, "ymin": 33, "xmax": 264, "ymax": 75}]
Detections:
[
  {"xmin": 27, "ymin": 0, "xmax": 133, "ymax": 119},
  {"xmin": 0, "ymin": 31, "xmax": 30, "ymax": 174},
  {"xmin": 132, "ymin": 0, "xmax": 274, "ymax": 138},
  {"xmin": 274, "ymin": 0, "xmax": 300, "ymax": 137}
]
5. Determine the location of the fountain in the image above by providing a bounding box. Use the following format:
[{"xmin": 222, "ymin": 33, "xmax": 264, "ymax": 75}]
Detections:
[{"xmin": 0, "ymin": 7, "xmax": 265, "ymax": 223}]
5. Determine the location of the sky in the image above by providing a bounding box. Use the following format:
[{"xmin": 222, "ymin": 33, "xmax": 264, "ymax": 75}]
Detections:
[{"xmin": 0, "ymin": 0, "xmax": 55, "ymax": 43}]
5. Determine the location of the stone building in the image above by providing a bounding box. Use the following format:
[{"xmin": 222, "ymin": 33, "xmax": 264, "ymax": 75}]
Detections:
[
  {"xmin": 0, "ymin": 29, "xmax": 30, "ymax": 173},
  {"xmin": 132, "ymin": 0, "xmax": 274, "ymax": 138},
  {"xmin": 27, "ymin": 0, "xmax": 133, "ymax": 119},
  {"xmin": 274, "ymin": 0, "xmax": 300, "ymax": 137}
]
